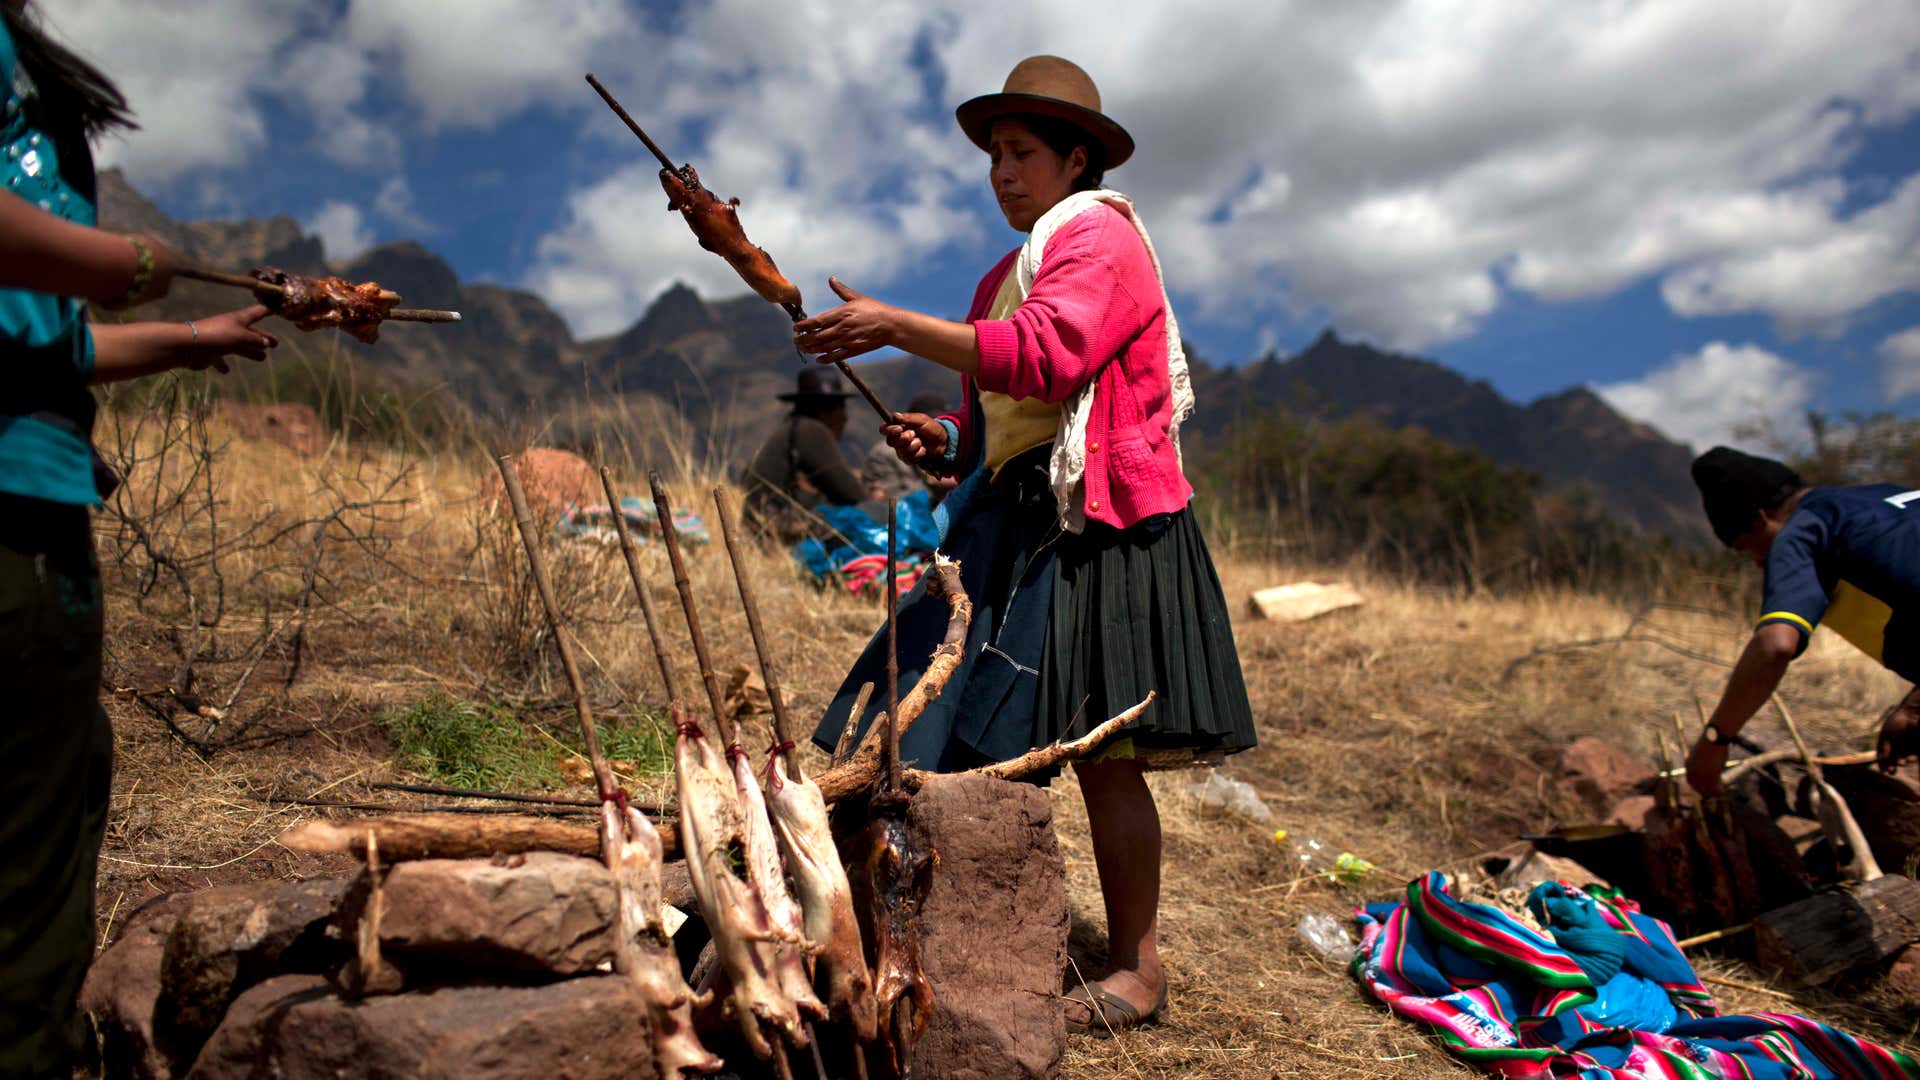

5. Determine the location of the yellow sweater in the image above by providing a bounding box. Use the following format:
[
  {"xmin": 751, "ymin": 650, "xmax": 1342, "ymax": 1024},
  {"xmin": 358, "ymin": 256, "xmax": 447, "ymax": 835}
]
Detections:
[{"xmin": 979, "ymin": 267, "xmax": 1060, "ymax": 474}]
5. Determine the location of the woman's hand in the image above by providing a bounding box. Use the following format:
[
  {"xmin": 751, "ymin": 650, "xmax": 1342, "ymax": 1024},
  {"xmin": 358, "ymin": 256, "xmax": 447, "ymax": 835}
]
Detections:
[
  {"xmin": 883, "ymin": 411, "xmax": 948, "ymax": 466},
  {"xmin": 178, "ymin": 305, "xmax": 279, "ymax": 373},
  {"xmin": 1685, "ymin": 737, "xmax": 1728, "ymax": 799},
  {"xmin": 794, "ymin": 278, "xmax": 899, "ymax": 364}
]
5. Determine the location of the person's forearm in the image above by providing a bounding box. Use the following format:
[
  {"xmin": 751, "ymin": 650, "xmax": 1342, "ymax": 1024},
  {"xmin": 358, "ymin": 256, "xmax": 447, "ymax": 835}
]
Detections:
[
  {"xmin": 1706, "ymin": 632, "xmax": 1795, "ymax": 739},
  {"xmin": 89, "ymin": 321, "xmax": 196, "ymax": 383},
  {"xmin": 889, "ymin": 310, "xmax": 979, "ymax": 376},
  {"xmin": 0, "ymin": 192, "xmax": 141, "ymax": 302}
]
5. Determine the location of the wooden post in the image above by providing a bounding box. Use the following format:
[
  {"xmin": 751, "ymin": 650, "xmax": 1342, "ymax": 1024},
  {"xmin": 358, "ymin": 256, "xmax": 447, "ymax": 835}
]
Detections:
[
  {"xmin": 647, "ymin": 472, "xmax": 735, "ymax": 745},
  {"xmin": 713, "ymin": 486, "xmax": 800, "ymax": 775},
  {"xmin": 599, "ymin": 467, "xmax": 682, "ymax": 703},
  {"xmin": 498, "ymin": 456, "xmax": 615, "ymax": 801}
]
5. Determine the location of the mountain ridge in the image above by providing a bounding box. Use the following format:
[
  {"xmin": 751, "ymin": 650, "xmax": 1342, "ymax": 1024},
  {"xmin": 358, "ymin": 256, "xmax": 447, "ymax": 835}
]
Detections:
[{"xmin": 95, "ymin": 170, "xmax": 1702, "ymax": 535}]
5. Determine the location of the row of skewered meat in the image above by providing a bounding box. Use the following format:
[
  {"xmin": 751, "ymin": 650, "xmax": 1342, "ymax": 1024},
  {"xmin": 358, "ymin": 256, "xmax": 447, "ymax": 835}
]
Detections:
[{"xmin": 595, "ymin": 561, "xmax": 967, "ymax": 1078}]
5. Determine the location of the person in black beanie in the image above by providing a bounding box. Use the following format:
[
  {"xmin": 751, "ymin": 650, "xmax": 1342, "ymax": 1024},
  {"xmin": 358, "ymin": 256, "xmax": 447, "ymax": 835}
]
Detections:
[{"xmin": 1685, "ymin": 446, "xmax": 1920, "ymax": 795}]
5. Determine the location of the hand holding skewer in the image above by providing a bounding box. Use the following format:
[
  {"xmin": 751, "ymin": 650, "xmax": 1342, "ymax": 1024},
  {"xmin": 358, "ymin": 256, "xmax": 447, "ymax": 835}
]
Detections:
[{"xmin": 178, "ymin": 265, "xmax": 463, "ymax": 330}]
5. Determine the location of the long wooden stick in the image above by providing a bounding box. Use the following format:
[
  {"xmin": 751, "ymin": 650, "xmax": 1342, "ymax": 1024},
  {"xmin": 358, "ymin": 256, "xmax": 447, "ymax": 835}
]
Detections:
[
  {"xmin": 883, "ymin": 500, "xmax": 901, "ymax": 794},
  {"xmin": 713, "ymin": 485, "xmax": 800, "ymax": 775},
  {"xmin": 498, "ymin": 456, "xmax": 616, "ymax": 801},
  {"xmin": 369, "ymin": 781, "xmax": 604, "ymax": 809},
  {"xmin": 599, "ymin": 468, "xmax": 683, "ymax": 703},
  {"xmin": 1772, "ymin": 694, "xmax": 1883, "ymax": 881},
  {"xmin": 277, "ymin": 810, "xmax": 678, "ymax": 861},
  {"xmin": 648, "ymin": 471, "xmax": 735, "ymax": 744}
]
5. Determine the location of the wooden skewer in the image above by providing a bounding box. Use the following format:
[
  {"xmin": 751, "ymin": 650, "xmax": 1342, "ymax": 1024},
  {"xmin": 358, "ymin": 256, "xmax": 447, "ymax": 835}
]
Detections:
[
  {"xmin": 713, "ymin": 485, "xmax": 801, "ymax": 776},
  {"xmin": 584, "ymin": 74, "xmax": 892, "ymax": 422},
  {"xmin": 599, "ymin": 468, "xmax": 682, "ymax": 704},
  {"xmin": 648, "ymin": 471, "xmax": 736, "ymax": 746},
  {"xmin": 388, "ymin": 308, "xmax": 463, "ymax": 324},
  {"xmin": 497, "ymin": 455, "xmax": 617, "ymax": 801},
  {"xmin": 1674, "ymin": 922, "xmax": 1752, "ymax": 950},
  {"xmin": 883, "ymin": 499, "xmax": 901, "ymax": 795}
]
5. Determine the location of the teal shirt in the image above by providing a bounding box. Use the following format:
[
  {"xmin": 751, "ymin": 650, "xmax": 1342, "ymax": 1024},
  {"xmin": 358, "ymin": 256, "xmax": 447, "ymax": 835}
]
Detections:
[{"xmin": 2, "ymin": 19, "xmax": 105, "ymax": 506}]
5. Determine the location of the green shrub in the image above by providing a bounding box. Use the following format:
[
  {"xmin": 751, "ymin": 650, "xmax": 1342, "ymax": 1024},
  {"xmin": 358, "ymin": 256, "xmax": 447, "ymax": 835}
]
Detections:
[{"xmin": 381, "ymin": 691, "xmax": 673, "ymax": 790}]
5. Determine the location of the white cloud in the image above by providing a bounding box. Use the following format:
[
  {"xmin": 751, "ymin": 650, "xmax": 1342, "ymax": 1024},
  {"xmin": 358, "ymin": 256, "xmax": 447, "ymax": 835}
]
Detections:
[
  {"xmin": 37, "ymin": 1, "xmax": 1920, "ymax": 353},
  {"xmin": 40, "ymin": 1, "xmax": 308, "ymax": 181},
  {"xmin": 372, "ymin": 177, "xmax": 434, "ymax": 236},
  {"xmin": 1882, "ymin": 326, "xmax": 1920, "ymax": 401},
  {"xmin": 1662, "ymin": 175, "xmax": 1920, "ymax": 335},
  {"xmin": 1595, "ymin": 342, "xmax": 1815, "ymax": 451},
  {"xmin": 305, "ymin": 200, "xmax": 374, "ymax": 262},
  {"xmin": 343, "ymin": 0, "xmax": 645, "ymax": 129}
]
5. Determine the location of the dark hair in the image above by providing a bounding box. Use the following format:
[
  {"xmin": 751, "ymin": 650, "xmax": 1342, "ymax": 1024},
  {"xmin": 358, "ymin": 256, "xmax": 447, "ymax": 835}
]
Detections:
[
  {"xmin": 4, "ymin": 6, "xmax": 136, "ymax": 139},
  {"xmin": 1009, "ymin": 113, "xmax": 1105, "ymax": 192},
  {"xmin": 1690, "ymin": 446, "xmax": 1803, "ymax": 547}
]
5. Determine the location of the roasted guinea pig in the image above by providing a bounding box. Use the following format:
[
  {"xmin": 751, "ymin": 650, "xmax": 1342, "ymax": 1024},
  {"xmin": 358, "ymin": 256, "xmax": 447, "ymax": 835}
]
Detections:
[
  {"xmin": 730, "ymin": 743, "xmax": 828, "ymax": 1029},
  {"xmin": 673, "ymin": 707, "xmax": 802, "ymax": 1058},
  {"xmin": 602, "ymin": 799, "xmax": 722, "ymax": 1077},
  {"xmin": 765, "ymin": 749, "xmax": 878, "ymax": 1041},
  {"xmin": 251, "ymin": 267, "xmax": 399, "ymax": 344},
  {"xmin": 658, "ymin": 165, "xmax": 803, "ymax": 310},
  {"xmin": 866, "ymin": 800, "xmax": 935, "ymax": 1076}
]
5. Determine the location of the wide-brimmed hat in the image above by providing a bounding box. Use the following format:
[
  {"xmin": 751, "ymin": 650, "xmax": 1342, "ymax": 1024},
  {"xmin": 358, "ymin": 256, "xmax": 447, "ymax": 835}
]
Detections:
[
  {"xmin": 956, "ymin": 55, "xmax": 1134, "ymax": 169},
  {"xmin": 778, "ymin": 367, "xmax": 855, "ymax": 404}
]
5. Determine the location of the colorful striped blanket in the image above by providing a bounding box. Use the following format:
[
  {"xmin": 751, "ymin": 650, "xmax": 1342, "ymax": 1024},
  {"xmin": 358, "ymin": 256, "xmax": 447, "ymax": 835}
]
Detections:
[{"xmin": 1355, "ymin": 872, "xmax": 1919, "ymax": 1079}]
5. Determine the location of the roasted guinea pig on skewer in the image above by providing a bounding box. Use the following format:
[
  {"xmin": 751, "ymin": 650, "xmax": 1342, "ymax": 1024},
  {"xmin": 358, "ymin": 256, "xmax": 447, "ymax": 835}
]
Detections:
[
  {"xmin": 673, "ymin": 707, "xmax": 805, "ymax": 1060},
  {"xmin": 657, "ymin": 164, "xmax": 803, "ymax": 311},
  {"xmin": 729, "ymin": 742, "xmax": 828, "ymax": 1031},
  {"xmin": 866, "ymin": 798, "xmax": 935, "ymax": 1077},
  {"xmin": 765, "ymin": 748, "xmax": 879, "ymax": 1041},
  {"xmin": 251, "ymin": 267, "xmax": 400, "ymax": 344},
  {"xmin": 603, "ymin": 797, "xmax": 723, "ymax": 1077}
]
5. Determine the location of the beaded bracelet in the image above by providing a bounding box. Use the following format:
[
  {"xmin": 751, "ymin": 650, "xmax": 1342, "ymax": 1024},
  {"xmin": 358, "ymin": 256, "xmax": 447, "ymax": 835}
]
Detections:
[{"xmin": 112, "ymin": 235, "xmax": 155, "ymax": 307}]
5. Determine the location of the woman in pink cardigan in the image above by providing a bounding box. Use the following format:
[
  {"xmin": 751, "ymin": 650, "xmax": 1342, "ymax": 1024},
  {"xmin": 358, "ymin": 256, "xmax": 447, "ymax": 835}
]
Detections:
[{"xmin": 797, "ymin": 55, "xmax": 1256, "ymax": 1036}]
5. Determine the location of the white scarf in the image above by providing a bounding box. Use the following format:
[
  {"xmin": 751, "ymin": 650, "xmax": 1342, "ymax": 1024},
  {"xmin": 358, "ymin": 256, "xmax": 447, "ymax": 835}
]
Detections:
[{"xmin": 1014, "ymin": 189, "xmax": 1193, "ymax": 532}]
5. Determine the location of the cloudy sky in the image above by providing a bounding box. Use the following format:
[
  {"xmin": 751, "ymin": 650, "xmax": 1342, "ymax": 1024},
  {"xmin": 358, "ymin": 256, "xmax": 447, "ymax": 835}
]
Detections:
[{"xmin": 41, "ymin": 0, "xmax": 1920, "ymax": 451}]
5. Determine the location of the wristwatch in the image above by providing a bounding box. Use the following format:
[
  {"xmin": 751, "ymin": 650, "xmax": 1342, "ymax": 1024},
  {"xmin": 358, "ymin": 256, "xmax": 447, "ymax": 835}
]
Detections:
[{"xmin": 1702, "ymin": 722, "xmax": 1733, "ymax": 746}]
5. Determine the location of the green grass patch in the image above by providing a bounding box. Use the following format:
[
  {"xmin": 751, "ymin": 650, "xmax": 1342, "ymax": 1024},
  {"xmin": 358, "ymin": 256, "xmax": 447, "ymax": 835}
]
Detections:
[{"xmin": 382, "ymin": 692, "xmax": 673, "ymax": 790}]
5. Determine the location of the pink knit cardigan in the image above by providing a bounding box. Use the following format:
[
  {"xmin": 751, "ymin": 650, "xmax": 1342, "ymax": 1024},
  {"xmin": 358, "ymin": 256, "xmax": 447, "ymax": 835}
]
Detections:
[{"xmin": 943, "ymin": 203, "xmax": 1192, "ymax": 530}]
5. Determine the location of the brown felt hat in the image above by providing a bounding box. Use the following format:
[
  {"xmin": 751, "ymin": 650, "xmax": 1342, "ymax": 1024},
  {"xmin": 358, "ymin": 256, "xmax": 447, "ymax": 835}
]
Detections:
[{"xmin": 956, "ymin": 55, "xmax": 1135, "ymax": 169}]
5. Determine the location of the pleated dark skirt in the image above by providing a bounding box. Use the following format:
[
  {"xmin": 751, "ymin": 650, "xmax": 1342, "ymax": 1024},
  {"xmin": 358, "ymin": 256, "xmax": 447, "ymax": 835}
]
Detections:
[
  {"xmin": 1040, "ymin": 509, "xmax": 1257, "ymax": 756},
  {"xmin": 811, "ymin": 447, "xmax": 1256, "ymax": 774}
]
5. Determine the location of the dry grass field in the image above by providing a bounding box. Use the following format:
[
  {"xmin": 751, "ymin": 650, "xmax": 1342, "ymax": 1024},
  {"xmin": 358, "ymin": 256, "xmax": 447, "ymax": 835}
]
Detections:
[{"xmin": 87, "ymin": 398, "xmax": 1919, "ymax": 1077}]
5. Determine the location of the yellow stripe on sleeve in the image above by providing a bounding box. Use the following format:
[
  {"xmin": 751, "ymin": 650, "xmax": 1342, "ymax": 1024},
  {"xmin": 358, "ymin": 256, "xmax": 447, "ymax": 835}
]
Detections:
[{"xmin": 1758, "ymin": 611, "xmax": 1815, "ymax": 636}]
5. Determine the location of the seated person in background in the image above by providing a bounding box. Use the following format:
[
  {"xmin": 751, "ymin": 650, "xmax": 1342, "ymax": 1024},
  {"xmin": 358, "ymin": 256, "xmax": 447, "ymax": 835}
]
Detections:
[
  {"xmin": 743, "ymin": 368, "xmax": 868, "ymax": 543},
  {"xmin": 863, "ymin": 389, "xmax": 952, "ymax": 501},
  {"xmin": 1685, "ymin": 446, "xmax": 1920, "ymax": 796}
]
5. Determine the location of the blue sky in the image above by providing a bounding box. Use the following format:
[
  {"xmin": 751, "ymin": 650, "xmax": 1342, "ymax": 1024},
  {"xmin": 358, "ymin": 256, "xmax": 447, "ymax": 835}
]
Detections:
[{"xmin": 45, "ymin": 0, "xmax": 1920, "ymax": 452}]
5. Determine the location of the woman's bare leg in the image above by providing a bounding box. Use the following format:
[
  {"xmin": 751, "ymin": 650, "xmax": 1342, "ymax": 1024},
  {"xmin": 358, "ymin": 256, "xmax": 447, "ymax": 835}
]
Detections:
[{"xmin": 1069, "ymin": 757, "xmax": 1163, "ymax": 1017}]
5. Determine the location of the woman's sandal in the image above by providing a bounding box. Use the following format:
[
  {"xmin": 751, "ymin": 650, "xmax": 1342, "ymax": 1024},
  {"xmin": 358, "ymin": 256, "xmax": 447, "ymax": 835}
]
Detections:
[{"xmin": 1063, "ymin": 979, "xmax": 1169, "ymax": 1038}]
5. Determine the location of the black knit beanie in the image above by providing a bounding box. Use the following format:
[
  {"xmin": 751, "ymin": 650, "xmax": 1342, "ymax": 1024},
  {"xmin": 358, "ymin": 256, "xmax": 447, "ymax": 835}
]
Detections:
[{"xmin": 1690, "ymin": 446, "xmax": 1802, "ymax": 547}]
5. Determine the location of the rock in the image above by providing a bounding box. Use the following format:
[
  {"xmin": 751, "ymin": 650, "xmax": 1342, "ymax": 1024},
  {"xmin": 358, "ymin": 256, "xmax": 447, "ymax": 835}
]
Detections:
[
  {"xmin": 1247, "ymin": 581, "xmax": 1364, "ymax": 623},
  {"xmin": 1607, "ymin": 795, "xmax": 1656, "ymax": 830},
  {"xmin": 1560, "ymin": 737, "xmax": 1655, "ymax": 819},
  {"xmin": 484, "ymin": 448, "xmax": 598, "ymax": 514},
  {"xmin": 212, "ymin": 402, "xmax": 328, "ymax": 457},
  {"xmin": 186, "ymin": 977, "xmax": 660, "ymax": 1080},
  {"xmin": 375, "ymin": 853, "xmax": 617, "ymax": 976},
  {"xmin": 81, "ymin": 893, "xmax": 197, "ymax": 1080},
  {"xmin": 1886, "ymin": 944, "xmax": 1920, "ymax": 1010},
  {"xmin": 904, "ymin": 772, "xmax": 1070, "ymax": 1080},
  {"xmin": 156, "ymin": 878, "xmax": 351, "ymax": 1066},
  {"xmin": 1819, "ymin": 765, "xmax": 1920, "ymax": 877},
  {"xmin": 1494, "ymin": 846, "xmax": 1609, "ymax": 894},
  {"xmin": 185, "ymin": 974, "xmax": 331, "ymax": 1076}
]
